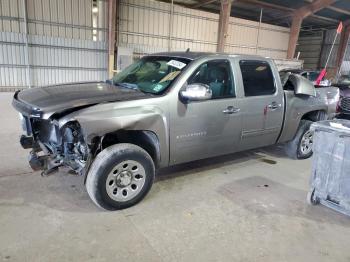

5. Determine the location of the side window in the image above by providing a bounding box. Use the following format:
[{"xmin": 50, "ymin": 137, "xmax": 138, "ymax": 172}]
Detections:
[
  {"xmin": 239, "ymin": 60, "xmax": 275, "ymax": 97},
  {"xmin": 188, "ymin": 60, "xmax": 235, "ymax": 99},
  {"xmin": 308, "ymin": 72, "xmax": 319, "ymax": 82}
]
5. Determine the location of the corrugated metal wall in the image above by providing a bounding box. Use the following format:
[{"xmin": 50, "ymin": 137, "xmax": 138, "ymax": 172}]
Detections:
[
  {"xmin": 226, "ymin": 16, "xmax": 289, "ymax": 58},
  {"xmin": 117, "ymin": 0, "xmax": 290, "ymax": 62},
  {"xmin": 296, "ymin": 31, "xmax": 323, "ymax": 70},
  {"xmin": 340, "ymin": 42, "xmax": 350, "ymax": 75},
  {"xmin": 1, "ymin": 0, "xmax": 293, "ymax": 89},
  {"xmin": 0, "ymin": 0, "xmax": 108, "ymax": 90},
  {"xmin": 296, "ymin": 29, "xmax": 350, "ymax": 75},
  {"xmin": 319, "ymin": 29, "xmax": 339, "ymax": 70},
  {"xmin": 317, "ymin": 29, "xmax": 350, "ymax": 76}
]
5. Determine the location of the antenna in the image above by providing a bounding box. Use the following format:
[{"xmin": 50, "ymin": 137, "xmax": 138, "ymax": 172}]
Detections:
[{"xmin": 185, "ymin": 48, "xmax": 190, "ymax": 53}]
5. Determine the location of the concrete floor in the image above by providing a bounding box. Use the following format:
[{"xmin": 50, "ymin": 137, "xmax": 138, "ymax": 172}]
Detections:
[{"xmin": 0, "ymin": 92, "xmax": 349, "ymax": 262}]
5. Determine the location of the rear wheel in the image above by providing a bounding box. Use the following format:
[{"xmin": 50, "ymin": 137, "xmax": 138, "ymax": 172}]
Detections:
[
  {"xmin": 86, "ymin": 143, "xmax": 155, "ymax": 211},
  {"xmin": 285, "ymin": 120, "xmax": 314, "ymax": 159},
  {"xmin": 299, "ymin": 129, "xmax": 313, "ymax": 157}
]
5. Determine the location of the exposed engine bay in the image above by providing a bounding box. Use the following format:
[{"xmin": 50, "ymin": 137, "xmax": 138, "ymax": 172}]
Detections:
[
  {"xmin": 21, "ymin": 116, "xmax": 89, "ymax": 176},
  {"xmin": 11, "ymin": 82, "xmax": 154, "ymax": 177}
]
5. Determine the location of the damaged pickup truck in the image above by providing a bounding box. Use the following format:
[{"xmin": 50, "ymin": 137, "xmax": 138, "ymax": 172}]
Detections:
[{"xmin": 13, "ymin": 52, "xmax": 337, "ymax": 210}]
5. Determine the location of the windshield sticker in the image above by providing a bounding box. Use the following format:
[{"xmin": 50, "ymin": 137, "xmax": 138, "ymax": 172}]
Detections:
[
  {"xmin": 167, "ymin": 60, "xmax": 186, "ymax": 70},
  {"xmin": 153, "ymin": 84, "xmax": 164, "ymax": 92},
  {"xmin": 159, "ymin": 71, "xmax": 181, "ymax": 83}
]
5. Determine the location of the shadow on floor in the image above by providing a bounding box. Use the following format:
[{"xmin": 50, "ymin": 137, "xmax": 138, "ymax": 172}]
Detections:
[
  {"xmin": 156, "ymin": 146, "xmax": 284, "ymax": 182},
  {"xmin": 0, "ymin": 146, "xmax": 289, "ymax": 214}
]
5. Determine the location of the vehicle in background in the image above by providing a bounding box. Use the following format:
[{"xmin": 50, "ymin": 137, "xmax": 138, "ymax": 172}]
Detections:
[
  {"xmin": 334, "ymin": 75, "xmax": 350, "ymax": 117},
  {"xmin": 13, "ymin": 52, "xmax": 337, "ymax": 210},
  {"xmin": 279, "ymin": 69, "xmax": 332, "ymax": 87}
]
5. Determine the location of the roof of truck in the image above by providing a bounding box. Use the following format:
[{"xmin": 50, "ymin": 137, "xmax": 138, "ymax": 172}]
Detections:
[
  {"xmin": 149, "ymin": 51, "xmax": 270, "ymax": 61},
  {"xmin": 150, "ymin": 51, "xmax": 212, "ymax": 60}
]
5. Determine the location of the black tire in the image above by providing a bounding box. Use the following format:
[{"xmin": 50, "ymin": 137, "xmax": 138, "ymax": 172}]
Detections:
[
  {"xmin": 86, "ymin": 143, "xmax": 155, "ymax": 211},
  {"xmin": 285, "ymin": 120, "xmax": 313, "ymax": 159}
]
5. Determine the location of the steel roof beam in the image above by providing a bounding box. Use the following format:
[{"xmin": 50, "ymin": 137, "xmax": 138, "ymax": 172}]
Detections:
[
  {"xmin": 191, "ymin": 0, "xmax": 218, "ymax": 8},
  {"xmin": 287, "ymin": 0, "xmax": 337, "ymax": 59},
  {"xmin": 108, "ymin": 0, "xmax": 117, "ymax": 78},
  {"xmin": 327, "ymin": 5, "xmax": 350, "ymax": 16},
  {"xmin": 217, "ymin": 0, "xmax": 232, "ymax": 52},
  {"xmin": 296, "ymin": 0, "xmax": 338, "ymax": 19}
]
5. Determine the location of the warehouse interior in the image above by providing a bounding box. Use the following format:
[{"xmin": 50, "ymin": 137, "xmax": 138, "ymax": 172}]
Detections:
[
  {"xmin": 1, "ymin": 0, "xmax": 350, "ymax": 261},
  {"xmin": 1, "ymin": 0, "xmax": 350, "ymax": 90}
]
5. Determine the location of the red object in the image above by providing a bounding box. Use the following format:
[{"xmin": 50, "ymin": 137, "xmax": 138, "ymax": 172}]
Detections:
[
  {"xmin": 337, "ymin": 22, "xmax": 343, "ymax": 34},
  {"xmin": 315, "ymin": 68, "xmax": 326, "ymax": 86},
  {"xmin": 336, "ymin": 99, "xmax": 340, "ymax": 113}
]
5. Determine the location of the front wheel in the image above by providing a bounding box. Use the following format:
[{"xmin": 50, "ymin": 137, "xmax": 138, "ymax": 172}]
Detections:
[
  {"xmin": 285, "ymin": 120, "xmax": 314, "ymax": 159},
  {"xmin": 86, "ymin": 143, "xmax": 155, "ymax": 211}
]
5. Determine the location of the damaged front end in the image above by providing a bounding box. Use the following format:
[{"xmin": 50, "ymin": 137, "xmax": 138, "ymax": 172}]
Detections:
[{"xmin": 20, "ymin": 116, "xmax": 89, "ymax": 176}]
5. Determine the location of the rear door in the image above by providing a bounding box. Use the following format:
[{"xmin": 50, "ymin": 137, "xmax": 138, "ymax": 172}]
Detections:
[{"xmin": 236, "ymin": 59, "xmax": 284, "ymax": 150}]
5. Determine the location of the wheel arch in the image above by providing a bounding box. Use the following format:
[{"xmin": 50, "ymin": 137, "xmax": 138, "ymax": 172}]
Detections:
[
  {"xmin": 278, "ymin": 108, "xmax": 327, "ymax": 143},
  {"xmin": 300, "ymin": 109, "xmax": 327, "ymax": 122},
  {"xmin": 97, "ymin": 129, "xmax": 161, "ymax": 168}
]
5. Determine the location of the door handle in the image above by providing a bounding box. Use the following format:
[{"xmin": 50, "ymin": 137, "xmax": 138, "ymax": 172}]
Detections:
[
  {"xmin": 223, "ymin": 106, "xmax": 240, "ymax": 114},
  {"xmin": 268, "ymin": 102, "xmax": 281, "ymax": 110}
]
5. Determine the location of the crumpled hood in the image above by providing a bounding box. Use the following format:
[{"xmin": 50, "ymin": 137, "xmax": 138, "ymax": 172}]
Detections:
[{"xmin": 14, "ymin": 82, "xmax": 151, "ymax": 118}]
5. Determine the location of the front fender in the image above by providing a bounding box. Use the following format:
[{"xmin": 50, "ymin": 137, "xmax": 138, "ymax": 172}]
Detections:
[{"xmin": 58, "ymin": 102, "xmax": 169, "ymax": 167}]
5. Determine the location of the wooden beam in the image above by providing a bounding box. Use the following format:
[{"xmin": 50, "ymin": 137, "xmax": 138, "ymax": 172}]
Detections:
[
  {"xmin": 237, "ymin": 0, "xmax": 338, "ymax": 24},
  {"xmin": 287, "ymin": 16, "xmax": 303, "ymax": 59},
  {"xmin": 108, "ymin": 0, "xmax": 117, "ymax": 78},
  {"xmin": 287, "ymin": 0, "xmax": 337, "ymax": 59},
  {"xmin": 236, "ymin": 0, "xmax": 293, "ymax": 12},
  {"xmin": 296, "ymin": 0, "xmax": 337, "ymax": 19},
  {"xmin": 312, "ymin": 14, "xmax": 339, "ymax": 23},
  {"xmin": 217, "ymin": 0, "xmax": 232, "ymax": 52},
  {"xmin": 192, "ymin": 0, "xmax": 218, "ymax": 9}
]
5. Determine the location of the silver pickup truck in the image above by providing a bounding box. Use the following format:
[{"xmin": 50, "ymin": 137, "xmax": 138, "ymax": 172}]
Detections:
[{"xmin": 12, "ymin": 52, "xmax": 338, "ymax": 210}]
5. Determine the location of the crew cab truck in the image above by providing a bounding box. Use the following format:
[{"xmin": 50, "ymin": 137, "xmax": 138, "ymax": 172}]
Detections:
[{"xmin": 12, "ymin": 52, "xmax": 335, "ymax": 210}]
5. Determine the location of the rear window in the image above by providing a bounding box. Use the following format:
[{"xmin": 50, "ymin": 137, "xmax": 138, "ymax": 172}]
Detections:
[
  {"xmin": 308, "ymin": 72, "xmax": 320, "ymax": 82},
  {"xmin": 239, "ymin": 60, "xmax": 276, "ymax": 97}
]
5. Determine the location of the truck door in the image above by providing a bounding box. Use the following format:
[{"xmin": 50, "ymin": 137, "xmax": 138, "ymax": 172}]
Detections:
[
  {"xmin": 169, "ymin": 59, "xmax": 242, "ymax": 165},
  {"xmin": 236, "ymin": 59, "xmax": 284, "ymax": 150}
]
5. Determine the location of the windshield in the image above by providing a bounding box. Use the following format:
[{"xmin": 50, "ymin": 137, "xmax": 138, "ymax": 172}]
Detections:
[{"xmin": 112, "ymin": 56, "xmax": 190, "ymax": 94}]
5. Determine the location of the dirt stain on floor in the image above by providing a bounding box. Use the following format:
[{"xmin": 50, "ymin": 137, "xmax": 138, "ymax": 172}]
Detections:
[{"xmin": 259, "ymin": 158, "xmax": 277, "ymax": 165}]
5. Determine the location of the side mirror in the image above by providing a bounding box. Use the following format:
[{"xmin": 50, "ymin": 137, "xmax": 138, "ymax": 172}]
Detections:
[{"xmin": 180, "ymin": 83, "xmax": 212, "ymax": 102}]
